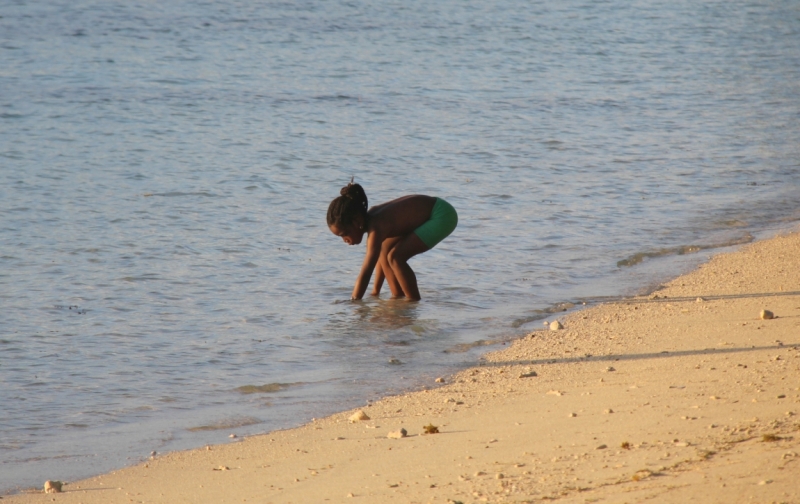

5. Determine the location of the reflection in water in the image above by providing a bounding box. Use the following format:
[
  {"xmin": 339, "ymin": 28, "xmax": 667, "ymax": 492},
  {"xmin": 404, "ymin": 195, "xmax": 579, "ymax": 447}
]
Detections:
[
  {"xmin": 321, "ymin": 297, "xmax": 454, "ymax": 374},
  {"xmin": 352, "ymin": 298, "xmax": 422, "ymax": 331}
]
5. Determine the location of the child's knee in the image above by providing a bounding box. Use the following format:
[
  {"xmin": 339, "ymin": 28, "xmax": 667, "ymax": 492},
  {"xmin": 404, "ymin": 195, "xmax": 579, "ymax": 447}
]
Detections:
[
  {"xmin": 386, "ymin": 248, "xmax": 398, "ymax": 265},
  {"xmin": 386, "ymin": 248, "xmax": 405, "ymax": 268}
]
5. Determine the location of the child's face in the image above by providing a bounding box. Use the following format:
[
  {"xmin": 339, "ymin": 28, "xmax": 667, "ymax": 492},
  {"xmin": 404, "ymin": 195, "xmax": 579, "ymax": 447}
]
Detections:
[{"xmin": 329, "ymin": 223, "xmax": 363, "ymax": 245}]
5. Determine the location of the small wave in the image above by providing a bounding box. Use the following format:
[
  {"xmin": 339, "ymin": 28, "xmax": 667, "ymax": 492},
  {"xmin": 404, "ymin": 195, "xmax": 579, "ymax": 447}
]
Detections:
[
  {"xmin": 510, "ymin": 302, "xmax": 577, "ymax": 328},
  {"xmin": 235, "ymin": 382, "xmax": 302, "ymax": 394},
  {"xmin": 443, "ymin": 338, "xmax": 507, "ymax": 354},
  {"xmin": 385, "ymin": 340, "xmax": 410, "ymax": 347},
  {"xmin": 187, "ymin": 416, "xmax": 262, "ymax": 432},
  {"xmin": 314, "ymin": 94, "xmax": 359, "ymax": 102},
  {"xmin": 142, "ymin": 191, "xmax": 220, "ymax": 198},
  {"xmin": 617, "ymin": 233, "xmax": 754, "ymax": 268},
  {"xmin": 120, "ymin": 274, "xmax": 160, "ymax": 283}
]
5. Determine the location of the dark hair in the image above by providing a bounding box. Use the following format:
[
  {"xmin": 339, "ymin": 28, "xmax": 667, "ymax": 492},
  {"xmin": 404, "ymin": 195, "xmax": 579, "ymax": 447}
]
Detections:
[{"xmin": 327, "ymin": 180, "xmax": 368, "ymax": 228}]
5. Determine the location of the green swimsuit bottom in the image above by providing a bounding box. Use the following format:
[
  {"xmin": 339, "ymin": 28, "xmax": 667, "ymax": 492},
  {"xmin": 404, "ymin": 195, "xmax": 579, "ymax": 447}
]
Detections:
[{"xmin": 413, "ymin": 197, "xmax": 458, "ymax": 249}]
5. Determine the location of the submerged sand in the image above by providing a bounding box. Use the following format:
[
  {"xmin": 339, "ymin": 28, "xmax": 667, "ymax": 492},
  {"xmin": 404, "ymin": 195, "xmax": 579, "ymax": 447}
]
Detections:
[{"xmin": 7, "ymin": 231, "xmax": 799, "ymax": 503}]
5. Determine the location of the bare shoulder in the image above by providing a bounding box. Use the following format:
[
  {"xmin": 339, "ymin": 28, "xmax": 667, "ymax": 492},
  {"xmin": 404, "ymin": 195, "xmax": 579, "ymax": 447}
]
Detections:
[{"xmin": 368, "ymin": 195, "xmax": 436, "ymax": 238}]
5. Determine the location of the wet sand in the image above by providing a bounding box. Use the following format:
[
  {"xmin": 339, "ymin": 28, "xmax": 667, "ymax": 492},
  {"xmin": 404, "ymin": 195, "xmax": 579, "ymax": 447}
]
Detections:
[{"xmin": 6, "ymin": 231, "xmax": 799, "ymax": 503}]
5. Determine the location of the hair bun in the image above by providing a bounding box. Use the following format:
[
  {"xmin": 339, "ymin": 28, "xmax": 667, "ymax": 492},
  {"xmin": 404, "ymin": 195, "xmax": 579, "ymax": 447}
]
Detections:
[
  {"xmin": 327, "ymin": 180, "xmax": 368, "ymax": 228},
  {"xmin": 340, "ymin": 177, "xmax": 356, "ymax": 197}
]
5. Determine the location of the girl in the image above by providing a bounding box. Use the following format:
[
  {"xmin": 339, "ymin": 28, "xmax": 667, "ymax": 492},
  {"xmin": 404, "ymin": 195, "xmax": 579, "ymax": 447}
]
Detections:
[{"xmin": 327, "ymin": 180, "xmax": 458, "ymax": 301}]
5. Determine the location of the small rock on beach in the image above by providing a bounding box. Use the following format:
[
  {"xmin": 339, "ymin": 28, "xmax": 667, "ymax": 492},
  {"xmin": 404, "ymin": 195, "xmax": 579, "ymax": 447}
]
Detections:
[
  {"xmin": 760, "ymin": 309, "xmax": 774, "ymax": 320},
  {"xmin": 550, "ymin": 320, "xmax": 563, "ymax": 330},
  {"xmin": 387, "ymin": 428, "xmax": 407, "ymax": 439},
  {"xmin": 44, "ymin": 481, "xmax": 63, "ymax": 493},
  {"xmin": 423, "ymin": 423, "xmax": 439, "ymax": 434},
  {"xmin": 349, "ymin": 410, "xmax": 370, "ymax": 422}
]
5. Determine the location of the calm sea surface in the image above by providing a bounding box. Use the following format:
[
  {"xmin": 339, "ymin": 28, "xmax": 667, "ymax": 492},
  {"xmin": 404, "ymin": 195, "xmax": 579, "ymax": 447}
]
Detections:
[{"xmin": 2, "ymin": 0, "xmax": 799, "ymax": 492}]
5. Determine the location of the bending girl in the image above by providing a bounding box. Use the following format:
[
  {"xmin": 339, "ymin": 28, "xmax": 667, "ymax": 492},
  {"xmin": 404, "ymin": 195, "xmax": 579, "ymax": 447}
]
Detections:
[{"xmin": 327, "ymin": 180, "xmax": 457, "ymax": 301}]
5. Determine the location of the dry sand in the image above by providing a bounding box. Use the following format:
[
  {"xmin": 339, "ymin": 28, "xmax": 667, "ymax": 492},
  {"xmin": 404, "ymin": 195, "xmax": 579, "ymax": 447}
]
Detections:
[{"xmin": 6, "ymin": 231, "xmax": 800, "ymax": 504}]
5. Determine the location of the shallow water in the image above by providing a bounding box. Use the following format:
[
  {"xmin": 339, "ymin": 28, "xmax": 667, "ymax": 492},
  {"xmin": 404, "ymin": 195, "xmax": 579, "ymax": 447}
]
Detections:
[{"xmin": 2, "ymin": 0, "xmax": 799, "ymax": 492}]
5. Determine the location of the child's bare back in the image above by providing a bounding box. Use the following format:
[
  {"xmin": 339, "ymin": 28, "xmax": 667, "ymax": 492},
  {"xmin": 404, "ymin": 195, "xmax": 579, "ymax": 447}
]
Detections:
[{"xmin": 367, "ymin": 195, "xmax": 436, "ymax": 243}]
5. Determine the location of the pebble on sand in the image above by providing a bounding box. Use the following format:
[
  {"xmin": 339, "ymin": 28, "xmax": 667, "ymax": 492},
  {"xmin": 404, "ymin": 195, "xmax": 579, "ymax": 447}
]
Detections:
[
  {"xmin": 44, "ymin": 481, "xmax": 63, "ymax": 494},
  {"xmin": 550, "ymin": 320, "xmax": 563, "ymax": 331},
  {"xmin": 760, "ymin": 309, "xmax": 774, "ymax": 320},
  {"xmin": 349, "ymin": 410, "xmax": 370, "ymax": 422},
  {"xmin": 387, "ymin": 428, "xmax": 407, "ymax": 439},
  {"xmin": 435, "ymin": 377, "xmax": 445, "ymax": 383}
]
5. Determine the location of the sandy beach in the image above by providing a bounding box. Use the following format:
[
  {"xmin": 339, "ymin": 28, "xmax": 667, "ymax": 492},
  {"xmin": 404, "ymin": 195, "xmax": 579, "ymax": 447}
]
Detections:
[{"xmin": 6, "ymin": 230, "xmax": 799, "ymax": 504}]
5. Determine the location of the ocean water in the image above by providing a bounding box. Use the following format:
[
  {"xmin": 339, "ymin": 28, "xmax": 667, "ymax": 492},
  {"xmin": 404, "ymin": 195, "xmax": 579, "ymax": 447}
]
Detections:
[{"xmin": 1, "ymin": 0, "xmax": 799, "ymax": 492}]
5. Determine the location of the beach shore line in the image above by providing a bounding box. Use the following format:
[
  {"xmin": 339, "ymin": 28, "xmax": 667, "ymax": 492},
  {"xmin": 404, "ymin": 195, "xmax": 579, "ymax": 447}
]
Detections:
[{"xmin": 6, "ymin": 230, "xmax": 800, "ymax": 503}]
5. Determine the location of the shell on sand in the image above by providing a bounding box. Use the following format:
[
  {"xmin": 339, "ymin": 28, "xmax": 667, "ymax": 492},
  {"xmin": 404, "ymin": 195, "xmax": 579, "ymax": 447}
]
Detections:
[
  {"xmin": 760, "ymin": 309, "xmax": 774, "ymax": 320},
  {"xmin": 549, "ymin": 320, "xmax": 563, "ymax": 331},
  {"xmin": 349, "ymin": 410, "xmax": 370, "ymax": 422}
]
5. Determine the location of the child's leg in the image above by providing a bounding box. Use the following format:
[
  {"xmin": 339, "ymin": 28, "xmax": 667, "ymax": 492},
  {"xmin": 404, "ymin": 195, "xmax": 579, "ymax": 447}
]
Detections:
[
  {"xmin": 379, "ymin": 236, "xmax": 406, "ymax": 298},
  {"xmin": 386, "ymin": 233, "xmax": 430, "ymax": 301},
  {"xmin": 371, "ymin": 262, "xmax": 385, "ymax": 296}
]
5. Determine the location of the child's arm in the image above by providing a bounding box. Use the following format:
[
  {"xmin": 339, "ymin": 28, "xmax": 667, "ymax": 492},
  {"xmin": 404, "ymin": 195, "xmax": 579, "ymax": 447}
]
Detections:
[
  {"xmin": 371, "ymin": 262, "xmax": 385, "ymax": 296},
  {"xmin": 351, "ymin": 231, "xmax": 382, "ymax": 300}
]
